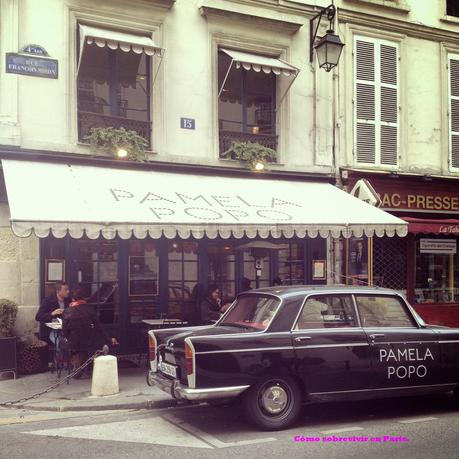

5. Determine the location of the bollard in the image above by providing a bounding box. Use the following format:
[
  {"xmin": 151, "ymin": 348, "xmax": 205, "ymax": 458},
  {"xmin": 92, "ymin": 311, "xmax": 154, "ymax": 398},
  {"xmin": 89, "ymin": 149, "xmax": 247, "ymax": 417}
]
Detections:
[{"xmin": 91, "ymin": 355, "xmax": 119, "ymax": 397}]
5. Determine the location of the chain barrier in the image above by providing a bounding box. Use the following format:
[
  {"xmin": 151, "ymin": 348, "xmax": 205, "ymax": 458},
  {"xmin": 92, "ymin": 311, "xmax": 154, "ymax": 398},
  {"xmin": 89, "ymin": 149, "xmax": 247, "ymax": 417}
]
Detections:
[{"xmin": 0, "ymin": 345, "xmax": 109, "ymax": 408}]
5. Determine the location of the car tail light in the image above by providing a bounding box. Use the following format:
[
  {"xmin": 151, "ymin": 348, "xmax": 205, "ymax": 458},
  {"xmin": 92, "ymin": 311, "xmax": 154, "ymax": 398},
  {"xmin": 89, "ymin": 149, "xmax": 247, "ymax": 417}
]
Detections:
[
  {"xmin": 148, "ymin": 332, "xmax": 157, "ymax": 372},
  {"xmin": 185, "ymin": 341, "xmax": 194, "ymax": 376}
]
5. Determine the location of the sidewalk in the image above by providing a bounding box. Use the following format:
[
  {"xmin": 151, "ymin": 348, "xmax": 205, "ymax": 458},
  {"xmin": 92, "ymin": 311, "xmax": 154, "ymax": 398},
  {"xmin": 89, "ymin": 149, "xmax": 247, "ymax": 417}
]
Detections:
[{"xmin": 0, "ymin": 365, "xmax": 178, "ymax": 412}]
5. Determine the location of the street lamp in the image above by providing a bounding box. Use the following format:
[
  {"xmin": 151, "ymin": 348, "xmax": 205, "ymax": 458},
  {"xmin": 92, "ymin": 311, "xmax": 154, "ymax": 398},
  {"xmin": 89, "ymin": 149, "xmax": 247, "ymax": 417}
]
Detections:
[{"xmin": 310, "ymin": 4, "xmax": 345, "ymax": 72}]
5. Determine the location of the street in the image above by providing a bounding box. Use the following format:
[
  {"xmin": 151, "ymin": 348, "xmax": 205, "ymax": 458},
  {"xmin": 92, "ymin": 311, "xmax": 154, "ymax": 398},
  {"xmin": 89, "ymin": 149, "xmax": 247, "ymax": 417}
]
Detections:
[{"xmin": 1, "ymin": 392, "xmax": 458, "ymax": 459}]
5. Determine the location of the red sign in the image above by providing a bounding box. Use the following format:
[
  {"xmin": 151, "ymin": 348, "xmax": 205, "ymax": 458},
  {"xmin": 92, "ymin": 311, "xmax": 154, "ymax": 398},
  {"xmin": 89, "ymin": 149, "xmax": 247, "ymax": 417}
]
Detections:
[{"xmin": 346, "ymin": 173, "xmax": 459, "ymax": 214}]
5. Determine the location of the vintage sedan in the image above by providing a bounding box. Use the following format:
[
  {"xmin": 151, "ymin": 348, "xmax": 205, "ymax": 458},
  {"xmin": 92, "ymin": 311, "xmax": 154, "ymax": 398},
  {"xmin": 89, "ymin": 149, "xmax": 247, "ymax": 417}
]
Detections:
[{"xmin": 147, "ymin": 286, "xmax": 459, "ymax": 430}]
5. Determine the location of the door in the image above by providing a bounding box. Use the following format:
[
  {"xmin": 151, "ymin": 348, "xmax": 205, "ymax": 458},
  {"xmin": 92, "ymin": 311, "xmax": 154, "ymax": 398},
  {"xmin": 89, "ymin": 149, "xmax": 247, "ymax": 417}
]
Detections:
[
  {"xmin": 292, "ymin": 294, "xmax": 372, "ymax": 394},
  {"xmin": 355, "ymin": 294, "xmax": 442, "ymax": 389}
]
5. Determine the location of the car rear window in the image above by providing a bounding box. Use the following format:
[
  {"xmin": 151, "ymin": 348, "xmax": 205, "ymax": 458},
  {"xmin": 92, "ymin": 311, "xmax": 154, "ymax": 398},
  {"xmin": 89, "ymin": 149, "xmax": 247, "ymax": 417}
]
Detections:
[{"xmin": 220, "ymin": 295, "xmax": 280, "ymax": 331}]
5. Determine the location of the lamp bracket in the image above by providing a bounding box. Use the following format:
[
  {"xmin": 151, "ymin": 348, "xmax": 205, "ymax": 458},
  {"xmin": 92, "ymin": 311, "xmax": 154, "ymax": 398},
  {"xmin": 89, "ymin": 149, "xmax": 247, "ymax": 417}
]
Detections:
[{"xmin": 309, "ymin": 4, "xmax": 337, "ymax": 63}]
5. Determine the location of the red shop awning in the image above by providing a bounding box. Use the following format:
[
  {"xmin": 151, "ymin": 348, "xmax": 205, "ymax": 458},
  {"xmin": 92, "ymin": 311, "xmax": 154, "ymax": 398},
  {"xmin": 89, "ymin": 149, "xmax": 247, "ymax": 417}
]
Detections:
[{"xmin": 402, "ymin": 217, "xmax": 459, "ymax": 235}]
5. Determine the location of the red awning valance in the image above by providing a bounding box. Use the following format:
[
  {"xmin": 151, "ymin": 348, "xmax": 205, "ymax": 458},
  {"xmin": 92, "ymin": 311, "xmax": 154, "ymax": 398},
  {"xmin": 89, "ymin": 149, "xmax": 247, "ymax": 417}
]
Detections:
[{"xmin": 402, "ymin": 217, "xmax": 459, "ymax": 235}]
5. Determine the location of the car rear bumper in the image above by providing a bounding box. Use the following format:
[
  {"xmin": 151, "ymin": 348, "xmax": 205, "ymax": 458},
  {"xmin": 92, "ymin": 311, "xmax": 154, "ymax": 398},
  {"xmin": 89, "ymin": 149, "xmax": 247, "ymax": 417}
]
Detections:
[{"xmin": 147, "ymin": 370, "xmax": 250, "ymax": 401}]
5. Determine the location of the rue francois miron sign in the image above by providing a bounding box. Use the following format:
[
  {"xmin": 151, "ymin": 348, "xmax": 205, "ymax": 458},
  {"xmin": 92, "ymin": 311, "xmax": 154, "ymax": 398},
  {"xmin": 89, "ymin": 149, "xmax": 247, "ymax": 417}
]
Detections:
[{"xmin": 6, "ymin": 44, "xmax": 58, "ymax": 79}]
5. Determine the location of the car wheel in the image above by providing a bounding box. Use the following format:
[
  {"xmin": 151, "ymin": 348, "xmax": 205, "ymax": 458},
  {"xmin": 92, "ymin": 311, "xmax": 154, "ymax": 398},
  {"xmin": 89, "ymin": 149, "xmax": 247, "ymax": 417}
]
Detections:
[
  {"xmin": 242, "ymin": 376, "xmax": 302, "ymax": 431},
  {"xmin": 454, "ymin": 385, "xmax": 459, "ymax": 405}
]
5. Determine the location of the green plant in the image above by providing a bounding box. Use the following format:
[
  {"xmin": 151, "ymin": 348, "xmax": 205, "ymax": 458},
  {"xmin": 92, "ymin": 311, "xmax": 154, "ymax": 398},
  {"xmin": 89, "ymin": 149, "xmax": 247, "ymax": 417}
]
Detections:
[
  {"xmin": 85, "ymin": 126, "xmax": 149, "ymax": 162},
  {"xmin": 0, "ymin": 299, "xmax": 18, "ymax": 337},
  {"xmin": 222, "ymin": 141, "xmax": 277, "ymax": 169}
]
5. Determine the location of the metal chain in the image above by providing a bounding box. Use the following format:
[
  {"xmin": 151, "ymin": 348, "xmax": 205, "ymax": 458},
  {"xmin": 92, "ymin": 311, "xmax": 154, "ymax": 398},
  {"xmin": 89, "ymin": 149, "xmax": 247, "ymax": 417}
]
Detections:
[{"xmin": 0, "ymin": 347, "xmax": 107, "ymax": 408}]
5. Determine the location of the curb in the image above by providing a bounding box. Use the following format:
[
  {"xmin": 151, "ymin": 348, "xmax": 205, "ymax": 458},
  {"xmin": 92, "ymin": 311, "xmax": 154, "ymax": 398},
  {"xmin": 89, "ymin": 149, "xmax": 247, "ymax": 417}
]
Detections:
[{"xmin": 9, "ymin": 398, "xmax": 182, "ymax": 412}]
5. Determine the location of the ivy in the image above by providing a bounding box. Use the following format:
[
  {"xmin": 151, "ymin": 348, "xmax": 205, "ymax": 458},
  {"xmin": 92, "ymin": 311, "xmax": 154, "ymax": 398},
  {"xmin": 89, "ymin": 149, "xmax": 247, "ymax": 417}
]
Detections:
[
  {"xmin": 222, "ymin": 141, "xmax": 277, "ymax": 169},
  {"xmin": 85, "ymin": 127, "xmax": 149, "ymax": 162}
]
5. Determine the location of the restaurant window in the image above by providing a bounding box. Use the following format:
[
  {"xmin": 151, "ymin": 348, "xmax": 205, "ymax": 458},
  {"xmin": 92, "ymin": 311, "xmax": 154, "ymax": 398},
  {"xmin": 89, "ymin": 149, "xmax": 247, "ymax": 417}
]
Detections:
[
  {"xmin": 128, "ymin": 239, "xmax": 159, "ymax": 323},
  {"xmin": 242, "ymin": 248, "xmax": 271, "ymax": 289},
  {"xmin": 218, "ymin": 50, "xmax": 277, "ymax": 157},
  {"xmin": 447, "ymin": 0, "xmax": 459, "ymax": 17},
  {"xmin": 167, "ymin": 241, "xmax": 199, "ymax": 321},
  {"xmin": 207, "ymin": 242, "xmax": 236, "ymax": 302},
  {"xmin": 414, "ymin": 237, "xmax": 459, "ymax": 304},
  {"xmin": 72, "ymin": 239, "xmax": 119, "ymax": 324},
  {"xmin": 42, "ymin": 237, "xmax": 67, "ymax": 298},
  {"xmin": 277, "ymin": 243, "xmax": 305, "ymax": 285},
  {"xmin": 77, "ymin": 26, "xmax": 151, "ymax": 145}
]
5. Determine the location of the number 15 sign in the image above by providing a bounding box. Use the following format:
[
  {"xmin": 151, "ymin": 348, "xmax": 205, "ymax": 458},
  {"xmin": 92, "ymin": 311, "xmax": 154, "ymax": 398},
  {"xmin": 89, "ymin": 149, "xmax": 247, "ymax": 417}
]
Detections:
[{"xmin": 180, "ymin": 117, "xmax": 195, "ymax": 130}]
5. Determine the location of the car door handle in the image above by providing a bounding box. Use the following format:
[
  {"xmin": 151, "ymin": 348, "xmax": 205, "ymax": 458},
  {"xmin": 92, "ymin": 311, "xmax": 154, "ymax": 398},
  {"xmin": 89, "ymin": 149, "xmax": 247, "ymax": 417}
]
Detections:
[
  {"xmin": 369, "ymin": 333, "xmax": 385, "ymax": 340},
  {"xmin": 294, "ymin": 336, "xmax": 312, "ymax": 342}
]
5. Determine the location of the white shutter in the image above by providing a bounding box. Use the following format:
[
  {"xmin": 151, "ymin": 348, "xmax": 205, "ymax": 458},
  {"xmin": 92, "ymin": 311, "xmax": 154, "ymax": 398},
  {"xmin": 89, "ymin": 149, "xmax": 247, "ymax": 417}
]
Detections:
[
  {"xmin": 449, "ymin": 57, "xmax": 459, "ymax": 170},
  {"xmin": 354, "ymin": 37, "xmax": 399, "ymax": 167},
  {"xmin": 355, "ymin": 40, "xmax": 376, "ymax": 164}
]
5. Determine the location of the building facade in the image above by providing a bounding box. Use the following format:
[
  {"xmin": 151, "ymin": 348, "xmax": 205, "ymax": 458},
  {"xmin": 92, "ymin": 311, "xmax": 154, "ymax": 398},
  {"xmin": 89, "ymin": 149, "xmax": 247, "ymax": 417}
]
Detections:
[
  {"xmin": 0, "ymin": 0, "xmax": 337, "ymax": 350},
  {"xmin": 2, "ymin": 0, "xmax": 457, "ymax": 349},
  {"xmin": 336, "ymin": 0, "xmax": 459, "ymax": 325}
]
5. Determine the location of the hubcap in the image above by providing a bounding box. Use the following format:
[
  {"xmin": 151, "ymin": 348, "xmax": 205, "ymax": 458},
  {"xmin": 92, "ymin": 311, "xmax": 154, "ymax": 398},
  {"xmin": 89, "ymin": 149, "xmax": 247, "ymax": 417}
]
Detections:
[{"xmin": 260, "ymin": 384, "xmax": 289, "ymax": 415}]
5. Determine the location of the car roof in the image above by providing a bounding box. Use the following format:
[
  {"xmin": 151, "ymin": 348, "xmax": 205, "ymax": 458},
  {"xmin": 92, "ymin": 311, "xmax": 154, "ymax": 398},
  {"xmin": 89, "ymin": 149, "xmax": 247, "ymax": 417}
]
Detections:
[{"xmin": 240, "ymin": 284, "xmax": 399, "ymax": 299}]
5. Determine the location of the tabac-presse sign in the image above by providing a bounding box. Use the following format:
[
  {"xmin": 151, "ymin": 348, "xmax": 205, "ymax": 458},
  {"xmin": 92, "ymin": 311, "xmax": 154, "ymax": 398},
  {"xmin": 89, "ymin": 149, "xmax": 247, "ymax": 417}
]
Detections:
[{"xmin": 6, "ymin": 44, "xmax": 58, "ymax": 79}]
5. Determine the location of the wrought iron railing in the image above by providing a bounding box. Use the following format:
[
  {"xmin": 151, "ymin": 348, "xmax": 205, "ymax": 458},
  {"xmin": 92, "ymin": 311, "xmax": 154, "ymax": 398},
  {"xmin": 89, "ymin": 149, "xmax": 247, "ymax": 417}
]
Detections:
[
  {"xmin": 219, "ymin": 130, "xmax": 278, "ymax": 158},
  {"xmin": 78, "ymin": 111, "xmax": 151, "ymax": 145}
]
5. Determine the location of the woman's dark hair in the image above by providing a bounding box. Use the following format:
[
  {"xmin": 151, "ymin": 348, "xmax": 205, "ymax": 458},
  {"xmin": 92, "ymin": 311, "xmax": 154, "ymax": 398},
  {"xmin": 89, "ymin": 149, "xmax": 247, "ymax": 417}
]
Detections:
[
  {"xmin": 206, "ymin": 284, "xmax": 219, "ymax": 298},
  {"xmin": 273, "ymin": 277, "xmax": 283, "ymax": 286},
  {"xmin": 54, "ymin": 281, "xmax": 68, "ymax": 292}
]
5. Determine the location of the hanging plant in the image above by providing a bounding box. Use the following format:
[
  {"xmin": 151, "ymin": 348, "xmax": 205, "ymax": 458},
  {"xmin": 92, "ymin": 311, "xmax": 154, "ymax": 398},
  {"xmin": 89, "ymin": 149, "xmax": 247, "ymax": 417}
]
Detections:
[
  {"xmin": 85, "ymin": 126, "xmax": 149, "ymax": 162},
  {"xmin": 222, "ymin": 141, "xmax": 277, "ymax": 170}
]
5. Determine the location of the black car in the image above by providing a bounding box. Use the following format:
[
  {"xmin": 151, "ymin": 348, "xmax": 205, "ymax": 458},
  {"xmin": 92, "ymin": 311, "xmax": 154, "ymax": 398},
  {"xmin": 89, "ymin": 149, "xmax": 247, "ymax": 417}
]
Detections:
[{"xmin": 147, "ymin": 285, "xmax": 459, "ymax": 430}]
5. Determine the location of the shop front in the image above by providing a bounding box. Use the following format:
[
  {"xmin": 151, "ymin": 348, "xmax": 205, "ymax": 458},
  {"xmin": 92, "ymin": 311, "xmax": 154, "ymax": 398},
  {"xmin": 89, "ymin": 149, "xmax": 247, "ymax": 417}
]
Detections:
[
  {"xmin": 345, "ymin": 170, "xmax": 459, "ymax": 327},
  {"xmin": 2, "ymin": 159, "xmax": 407, "ymax": 353}
]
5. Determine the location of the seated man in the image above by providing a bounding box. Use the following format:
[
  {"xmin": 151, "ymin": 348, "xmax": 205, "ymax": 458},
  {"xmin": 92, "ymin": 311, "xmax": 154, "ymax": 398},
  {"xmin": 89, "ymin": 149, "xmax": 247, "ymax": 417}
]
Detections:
[{"xmin": 35, "ymin": 281, "xmax": 70, "ymax": 343}]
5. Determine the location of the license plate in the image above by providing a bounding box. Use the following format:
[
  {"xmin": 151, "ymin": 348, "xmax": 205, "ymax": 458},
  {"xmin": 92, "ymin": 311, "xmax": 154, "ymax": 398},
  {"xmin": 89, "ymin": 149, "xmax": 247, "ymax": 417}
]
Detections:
[{"xmin": 159, "ymin": 361, "xmax": 177, "ymax": 378}]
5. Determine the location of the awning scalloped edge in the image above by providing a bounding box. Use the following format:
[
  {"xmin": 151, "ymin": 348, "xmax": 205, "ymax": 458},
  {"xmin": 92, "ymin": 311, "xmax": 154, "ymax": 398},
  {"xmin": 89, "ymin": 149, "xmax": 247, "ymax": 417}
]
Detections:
[{"xmin": 10, "ymin": 222, "xmax": 409, "ymax": 240}]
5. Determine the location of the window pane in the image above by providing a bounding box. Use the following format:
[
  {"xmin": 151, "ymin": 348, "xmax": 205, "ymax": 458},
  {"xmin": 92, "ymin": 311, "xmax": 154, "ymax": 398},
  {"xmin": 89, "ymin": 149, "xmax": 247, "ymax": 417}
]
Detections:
[
  {"xmin": 355, "ymin": 295, "xmax": 415, "ymax": 327},
  {"xmin": 245, "ymin": 69, "xmax": 275, "ymax": 134},
  {"xmin": 295, "ymin": 295, "xmax": 357, "ymax": 330},
  {"xmin": 218, "ymin": 51, "xmax": 243, "ymax": 132},
  {"xmin": 415, "ymin": 238, "xmax": 458, "ymax": 304}
]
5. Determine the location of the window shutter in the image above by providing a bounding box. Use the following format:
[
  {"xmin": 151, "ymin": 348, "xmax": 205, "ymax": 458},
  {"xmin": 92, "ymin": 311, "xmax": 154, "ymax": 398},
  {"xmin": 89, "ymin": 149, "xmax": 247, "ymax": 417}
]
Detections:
[
  {"xmin": 355, "ymin": 40, "xmax": 376, "ymax": 164},
  {"xmin": 450, "ymin": 58, "xmax": 459, "ymax": 169},
  {"xmin": 354, "ymin": 38, "xmax": 399, "ymax": 167},
  {"xmin": 380, "ymin": 44, "xmax": 398, "ymax": 166}
]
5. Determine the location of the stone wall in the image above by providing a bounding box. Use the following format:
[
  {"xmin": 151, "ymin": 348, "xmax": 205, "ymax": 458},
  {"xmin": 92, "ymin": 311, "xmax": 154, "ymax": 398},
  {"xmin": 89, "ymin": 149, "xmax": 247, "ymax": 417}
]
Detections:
[{"xmin": 0, "ymin": 203, "xmax": 39, "ymax": 338}]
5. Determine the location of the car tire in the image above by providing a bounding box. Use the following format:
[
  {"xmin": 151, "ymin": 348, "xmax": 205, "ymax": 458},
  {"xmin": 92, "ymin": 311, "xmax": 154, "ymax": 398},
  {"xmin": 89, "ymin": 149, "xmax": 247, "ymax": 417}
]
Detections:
[
  {"xmin": 242, "ymin": 376, "xmax": 302, "ymax": 431},
  {"xmin": 453, "ymin": 385, "xmax": 459, "ymax": 406},
  {"xmin": 146, "ymin": 370, "xmax": 155, "ymax": 387}
]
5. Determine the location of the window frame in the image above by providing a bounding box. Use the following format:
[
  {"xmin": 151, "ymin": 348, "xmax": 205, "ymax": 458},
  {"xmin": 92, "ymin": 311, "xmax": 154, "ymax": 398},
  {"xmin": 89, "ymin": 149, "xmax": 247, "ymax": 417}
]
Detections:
[
  {"xmin": 76, "ymin": 25, "xmax": 152, "ymax": 144},
  {"xmin": 292, "ymin": 294, "xmax": 361, "ymax": 331},
  {"xmin": 217, "ymin": 50, "xmax": 277, "ymax": 136},
  {"xmin": 354, "ymin": 294, "xmax": 417, "ymax": 329},
  {"xmin": 353, "ymin": 35, "xmax": 400, "ymax": 168}
]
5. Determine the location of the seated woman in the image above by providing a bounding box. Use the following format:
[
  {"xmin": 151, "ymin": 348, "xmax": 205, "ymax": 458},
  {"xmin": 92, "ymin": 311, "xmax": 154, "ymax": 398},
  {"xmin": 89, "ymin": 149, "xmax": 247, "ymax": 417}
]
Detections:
[
  {"xmin": 62, "ymin": 287, "xmax": 118, "ymax": 379},
  {"xmin": 200, "ymin": 285, "xmax": 230, "ymax": 325}
]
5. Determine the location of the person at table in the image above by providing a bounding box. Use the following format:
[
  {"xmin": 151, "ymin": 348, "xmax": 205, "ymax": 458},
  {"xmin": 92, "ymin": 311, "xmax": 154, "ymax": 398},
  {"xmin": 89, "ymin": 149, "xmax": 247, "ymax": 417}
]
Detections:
[
  {"xmin": 35, "ymin": 281, "xmax": 71, "ymax": 343},
  {"xmin": 62, "ymin": 286, "xmax": 118, "ymax": 378},
  {"xmin": 200, "ymin": 285, "xmax": 230, "ymax": 324}
]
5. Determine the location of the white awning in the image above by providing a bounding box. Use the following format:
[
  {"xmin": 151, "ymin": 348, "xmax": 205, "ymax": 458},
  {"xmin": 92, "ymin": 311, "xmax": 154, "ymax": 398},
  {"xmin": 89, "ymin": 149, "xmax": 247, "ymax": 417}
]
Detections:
[
  {"xmin": 1, "ymin": 160, "xmax": 408, "ymax": 240},
  {"xmin": 220, "ymin": 48, "xmax": 298, "ymax": 76},
  {"xmin": 79, "ymin": 24, "xmax": 162, "ymax": 56}
]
